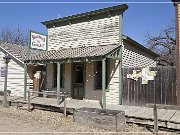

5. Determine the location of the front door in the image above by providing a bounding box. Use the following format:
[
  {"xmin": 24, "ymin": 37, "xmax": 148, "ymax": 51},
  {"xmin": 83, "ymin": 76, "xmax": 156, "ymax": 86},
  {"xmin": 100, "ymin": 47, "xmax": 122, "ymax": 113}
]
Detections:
[{"xmin": 72, "ymin": 63, "xmax": 84, "ymax": 100}]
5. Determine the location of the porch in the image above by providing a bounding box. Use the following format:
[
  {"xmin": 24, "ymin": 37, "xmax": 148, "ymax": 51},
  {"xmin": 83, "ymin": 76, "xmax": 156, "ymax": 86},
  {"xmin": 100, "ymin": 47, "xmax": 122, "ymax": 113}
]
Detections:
[
  {"xmin": 24, "ymin": 44, "xmax": 123, "ymax": 108},
  {"xmin": 0, "ymin": 95, "xmax": 180, "ymax": 130}
]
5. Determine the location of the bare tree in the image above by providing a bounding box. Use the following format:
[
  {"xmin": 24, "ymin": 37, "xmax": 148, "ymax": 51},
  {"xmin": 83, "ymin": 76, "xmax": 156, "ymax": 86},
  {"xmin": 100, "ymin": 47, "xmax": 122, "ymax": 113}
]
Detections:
[
  {"xmin": 0, "ymin": 26, "xmax": 28, "ymax": 45},
  {"xmin": 146, "ymin": 20, "xmax": 176, "ymax": 66}
]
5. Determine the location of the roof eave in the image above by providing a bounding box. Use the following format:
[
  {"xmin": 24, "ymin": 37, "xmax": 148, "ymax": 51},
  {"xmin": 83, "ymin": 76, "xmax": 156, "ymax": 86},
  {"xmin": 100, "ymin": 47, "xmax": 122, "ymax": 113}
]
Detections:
[
  {"xmin": 171, "ymin": 0, "xmax": 180, "ymax": 6},
  {"xmin": 122, "ymin": 35, "xmax": 159, "ymax": 57},
  {"xmin": 0, "ymin": 44, "xmax": 24, "ymax": 67},
  {"xmin": 25, "ymin": 44, "xmax": 121, "ymax": 64},
  {"xmin": 41, "ymin": 4, "xmax": 128, "ymax": 26}
]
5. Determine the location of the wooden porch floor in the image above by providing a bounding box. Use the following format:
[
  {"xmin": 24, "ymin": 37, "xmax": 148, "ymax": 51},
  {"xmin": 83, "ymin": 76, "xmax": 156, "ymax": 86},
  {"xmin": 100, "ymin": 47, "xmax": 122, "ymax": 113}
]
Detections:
[{"xmin": 0, "ymin": 95, "xmax": 179, "ymax": 130}]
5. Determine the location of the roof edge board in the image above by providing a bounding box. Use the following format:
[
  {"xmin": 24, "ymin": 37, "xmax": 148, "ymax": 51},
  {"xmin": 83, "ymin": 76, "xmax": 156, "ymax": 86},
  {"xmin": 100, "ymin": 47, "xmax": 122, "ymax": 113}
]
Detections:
[
  {"xmin": 0, "ymin": 45, "xmax": 24, "ymax": 68},
  {"xmin": 41, "ymin": 4, "xmax": 128, "ymax": 26},
  {"xmin": 122, "ymin": 35, "xmax": 159, "ymax": 57}
]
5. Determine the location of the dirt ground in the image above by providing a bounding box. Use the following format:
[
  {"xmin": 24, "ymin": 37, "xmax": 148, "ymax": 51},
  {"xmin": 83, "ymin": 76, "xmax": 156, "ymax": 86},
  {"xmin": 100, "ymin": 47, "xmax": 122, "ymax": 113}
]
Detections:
[{"xmin": 0, "ymin": 105, "xmax": 178, "ymax": 135}]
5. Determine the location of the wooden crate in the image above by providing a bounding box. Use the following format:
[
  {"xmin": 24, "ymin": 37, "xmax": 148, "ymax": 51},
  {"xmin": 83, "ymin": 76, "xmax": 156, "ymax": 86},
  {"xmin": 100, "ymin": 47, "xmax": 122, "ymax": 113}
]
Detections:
[{"xmin": 73, "ymin": 108, "xmax": 126, "ymax": 131}]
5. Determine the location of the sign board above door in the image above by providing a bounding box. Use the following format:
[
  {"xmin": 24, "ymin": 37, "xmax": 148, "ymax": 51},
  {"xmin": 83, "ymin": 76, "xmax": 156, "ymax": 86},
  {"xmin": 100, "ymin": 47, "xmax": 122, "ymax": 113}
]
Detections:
[{"xmin": 30, "ymin": 31, "xmax": 47, "ymax": 51}]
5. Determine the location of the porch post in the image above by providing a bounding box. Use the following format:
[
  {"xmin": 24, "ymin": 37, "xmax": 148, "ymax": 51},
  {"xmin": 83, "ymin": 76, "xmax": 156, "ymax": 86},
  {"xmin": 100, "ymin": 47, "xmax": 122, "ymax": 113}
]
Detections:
[
  {"xmin": 119, "ymin": 13, "xmax": 123, "ymax": 105},
  {"xmin": 24, "ymin": 64, "xmax": 27, "ymax": 101},
  {"xmin": 174, "ymin": 2, "xmax": 180, "ymax": 105},
  {"xmin": 102, "ymin": 59, "xmax": 106, "ymax": 109},
  {"xmin": 57, "ymin": 63, "xmax": 61, "ymax": 105}
]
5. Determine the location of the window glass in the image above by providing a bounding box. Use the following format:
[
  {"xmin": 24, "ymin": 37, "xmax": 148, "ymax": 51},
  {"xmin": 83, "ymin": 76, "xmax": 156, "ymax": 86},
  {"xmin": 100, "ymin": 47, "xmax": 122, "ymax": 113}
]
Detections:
[
  {"xmin": 75, "ymin": 65, "xmax": 83, "ymax": 83},
  {"xmin": 95, "ymin": 61, "xmax": 102, "ymax": 89},
  {"xmin": 94, "ymin": 60, "xmax": 109, "ymax": 90}
]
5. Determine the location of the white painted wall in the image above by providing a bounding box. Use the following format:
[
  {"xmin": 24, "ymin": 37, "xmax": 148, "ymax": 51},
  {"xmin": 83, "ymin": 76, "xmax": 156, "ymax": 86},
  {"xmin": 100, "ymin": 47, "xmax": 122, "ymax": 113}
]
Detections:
[
  {"xmin": 45, "ymin": 14, "xmax": 157, "ymax": 105},
  {"xmin": 48, "ymin": 16, "xmax": 119, "ymax": 50},
  {"xmin": 0, "ymin": 51, "xmax": 31, "ymax": 97},
  {"xmin": 106, "ymin": 59, "xmax": 120, "ymax": 104},
  {"xmin": 105, "ymin": 40, "xmax": 157, "ymax": 105}
]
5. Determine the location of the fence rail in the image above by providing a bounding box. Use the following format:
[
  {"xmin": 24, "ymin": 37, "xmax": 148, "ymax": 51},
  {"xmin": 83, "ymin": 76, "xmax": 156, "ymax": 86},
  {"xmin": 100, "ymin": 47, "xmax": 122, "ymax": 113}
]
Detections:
[
  {"xmin": 27, "ymin": 90, "xmax": 68, "ymax": 117},
  {"xmin": 122, "ymin": 66, "xmax": 177, "ymax": 106}
]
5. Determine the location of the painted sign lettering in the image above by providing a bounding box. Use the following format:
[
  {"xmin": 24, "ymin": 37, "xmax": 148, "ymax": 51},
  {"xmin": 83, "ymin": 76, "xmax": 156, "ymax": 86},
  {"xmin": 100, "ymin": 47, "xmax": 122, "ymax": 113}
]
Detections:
[{"xmin": 30, "ymin": 31, "xmax": 47, "ymax": 50}]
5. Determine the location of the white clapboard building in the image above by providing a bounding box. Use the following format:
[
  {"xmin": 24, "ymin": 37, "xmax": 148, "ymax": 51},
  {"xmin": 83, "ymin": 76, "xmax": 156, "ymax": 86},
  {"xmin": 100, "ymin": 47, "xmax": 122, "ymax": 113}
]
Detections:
[{"xmin": 0, "ymin": 4, "xmax": 158, "ymax": 106}]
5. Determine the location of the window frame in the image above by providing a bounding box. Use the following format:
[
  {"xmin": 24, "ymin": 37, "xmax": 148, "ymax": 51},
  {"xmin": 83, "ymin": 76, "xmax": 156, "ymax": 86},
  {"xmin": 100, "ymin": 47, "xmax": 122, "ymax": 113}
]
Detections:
[{"xmin": 94, "ymin": 59, "xmax": 110, "ymax": 90}]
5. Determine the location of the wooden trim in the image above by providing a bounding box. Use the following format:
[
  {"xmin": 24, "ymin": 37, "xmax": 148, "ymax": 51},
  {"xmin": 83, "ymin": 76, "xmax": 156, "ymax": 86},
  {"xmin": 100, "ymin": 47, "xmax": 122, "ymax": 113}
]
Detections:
[
  {"xmin": 71, "ymin": 63, "xmax": 74, "ymax": 98},
  {"xmin": 0, "ymin": 46, "xmax": 24, "ymax": 67},
  {"xmin": 72, "ymin": 62, "xmax": 85, "ymax": 99},
  {"xmin": 83, "ymin": 62, "xmax": 86, "ymax": 99},
  {"xmin": 122, "ymin": 35, "xmax": 159, "ymax": 57},
  {"xmin": 93, "ymin": 61, "xmax": 96, "ymax": 91},
  {"xmin": 102, "ymin": 59, "xmax": 106, "ymax": 109},
  {"xmin": 24, "ymin": 64, "xmax": 27, "ymax": 101},
  {"xmin": 42, "ymin": 4, "xmax": 128, "ymax": 27},
  {"xmin": 29, "ymin": 30, "xmax": 48, "ymax": 51},
  {"xmin": 107, "ymin": 55, "xmax": 121, "ymax": 60},
  {"xmin": 57, "ymin": 63, "xmax": 61, "ymax": 105},
  {"xmin": 175, "ymin": 4, "xmax": 180, "ymax": 105},
  {"xmin": 27, "ymin": 56, "xmax": 105, "ymax": 65},
  {"xmin": 119, "ymin": 14, "xmax": 123, "ymax": 105},
  {"xmin": 146, "ymin": 103, "xmax": 180, "ymax": 111}
]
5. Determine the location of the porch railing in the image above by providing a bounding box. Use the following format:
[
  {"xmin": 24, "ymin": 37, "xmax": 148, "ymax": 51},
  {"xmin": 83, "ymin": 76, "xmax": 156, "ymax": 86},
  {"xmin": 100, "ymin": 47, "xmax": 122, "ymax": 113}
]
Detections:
[{"xmin": 27, "ymin": 90, "xmax": 68, "ymax": 117}]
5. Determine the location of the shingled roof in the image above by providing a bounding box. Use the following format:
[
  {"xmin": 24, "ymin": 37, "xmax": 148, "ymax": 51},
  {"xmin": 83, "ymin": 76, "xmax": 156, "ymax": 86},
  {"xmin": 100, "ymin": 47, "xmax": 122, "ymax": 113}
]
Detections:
[
  {"xmin": 42, "ymin": 4, "xmax": 128, "ymax": 28},
  {"xmin": 0, "ymin": 43, "xmax": 42, "ymax": 63},
  {"xmin": 0, "ymin": 42, "xmax": 120, "ymax": 64},
  {"xmin": 27, "ymin": 44, "xmax": 120, "ymax": 64}
]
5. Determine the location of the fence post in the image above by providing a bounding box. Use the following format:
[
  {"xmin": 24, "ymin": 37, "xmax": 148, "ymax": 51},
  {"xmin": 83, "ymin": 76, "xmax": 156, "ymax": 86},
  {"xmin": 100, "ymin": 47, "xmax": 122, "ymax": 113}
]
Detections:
[
  {"xmin": 64, "ymin": 95, "xmax": 67, "ymax": 117},
  {"xmin": 27, "ymin": 90, "xmax": 30, "ymax": 112},
  {"xmin": 154, "ymin": 103, "xmax": 158, "ymax": 134},
  {"xmin": 153, "ymin": 81, "xmax": 158, "ymax": 134}
]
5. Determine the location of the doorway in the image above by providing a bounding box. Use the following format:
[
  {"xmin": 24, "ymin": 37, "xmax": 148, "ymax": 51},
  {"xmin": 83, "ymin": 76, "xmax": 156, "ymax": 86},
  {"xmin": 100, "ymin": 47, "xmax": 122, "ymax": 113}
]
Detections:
[{"xmin": 72, "ymin": 63, "xmax": 84, "ymax": 99}]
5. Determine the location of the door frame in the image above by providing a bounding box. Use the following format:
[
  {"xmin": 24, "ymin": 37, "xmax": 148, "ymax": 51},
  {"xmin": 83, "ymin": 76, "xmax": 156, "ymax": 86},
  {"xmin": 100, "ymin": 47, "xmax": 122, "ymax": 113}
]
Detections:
[{"xmin": 71, "ymin": 62, "xmax": 85, "ymax": 99}]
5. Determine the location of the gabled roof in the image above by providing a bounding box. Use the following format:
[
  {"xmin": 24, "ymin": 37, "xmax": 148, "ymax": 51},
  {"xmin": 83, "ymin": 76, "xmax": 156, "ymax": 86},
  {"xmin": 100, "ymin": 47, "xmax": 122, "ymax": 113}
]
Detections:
[
  {"xmin": 122, "ymin": 35, "xmax": 159, "ymax": 57},
  {"xmin": 42, "ymin": 4, "xmax": 128, "ymax": 28},
  {"xmin": 0, "ymin": 36, "xmax": 158, "ymax": 64},
  {"xmin": 0, "ymin": 43, "xmax": 41, "ymax": 64},
  {"xmin": 26, "ymin": 44, "xmax": 121, "ymax": 64}
]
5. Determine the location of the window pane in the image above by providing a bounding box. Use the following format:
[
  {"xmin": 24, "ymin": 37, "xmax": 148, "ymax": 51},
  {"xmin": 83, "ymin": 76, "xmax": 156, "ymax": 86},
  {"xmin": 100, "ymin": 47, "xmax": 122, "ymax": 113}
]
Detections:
[
  {"xmin": 95, "ymin": 61, "xmax": 102, "ymax": 89},
  {"xmin": 94, "ymin": 60, "xmax": 109, "ymax": 90}
]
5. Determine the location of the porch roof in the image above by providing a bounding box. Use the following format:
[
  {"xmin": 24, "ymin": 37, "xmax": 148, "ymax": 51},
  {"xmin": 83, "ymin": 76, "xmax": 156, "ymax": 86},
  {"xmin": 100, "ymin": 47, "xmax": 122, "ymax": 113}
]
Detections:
[
  {"xmin": 0, "ymin": 42, "xmax": 43, "ymax": 64},
  {"xmin": 25, "ymin": 44, "xmax": 120, "ymax": 64}
]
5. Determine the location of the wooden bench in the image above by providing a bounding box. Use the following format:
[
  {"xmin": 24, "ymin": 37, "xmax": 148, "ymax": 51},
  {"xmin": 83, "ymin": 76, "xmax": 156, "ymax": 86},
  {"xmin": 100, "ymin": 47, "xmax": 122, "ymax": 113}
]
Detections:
[
  {"xmin": 42, "ymin": 90, "xmax": 56, "ymax": 98},
  {"xmin": 41, "ymin": 90, "xmax": 68, "ymax": 98}
]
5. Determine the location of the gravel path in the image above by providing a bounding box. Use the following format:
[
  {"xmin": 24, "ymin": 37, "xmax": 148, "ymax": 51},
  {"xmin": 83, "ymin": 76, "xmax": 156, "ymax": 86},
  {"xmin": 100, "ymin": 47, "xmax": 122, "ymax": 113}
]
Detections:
[{"xmin": 0, "ymin": 105, "xmax": 178, "ymax": 135}]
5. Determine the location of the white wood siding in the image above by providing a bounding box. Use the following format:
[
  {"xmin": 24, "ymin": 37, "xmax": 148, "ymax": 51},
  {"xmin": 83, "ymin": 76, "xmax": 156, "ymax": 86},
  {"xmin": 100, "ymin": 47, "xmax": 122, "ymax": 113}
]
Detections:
[
  {"xmin": 48, "ymin": 16, "xmax": 119, "ymax": 50},
  {"xmin": 45, "ymin": 14, "xmax": 157, "ymax": 105},
  {"xmin": 106, "ymin": 59, "xmax": 120, "ymax": 105},
  {"xmin": 0, "ymin": 51, "xmax": 31, "ymax": 97},
  {"xmin": 106, "ymin": 41, "xmax": 157, "ymax": 105}
]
